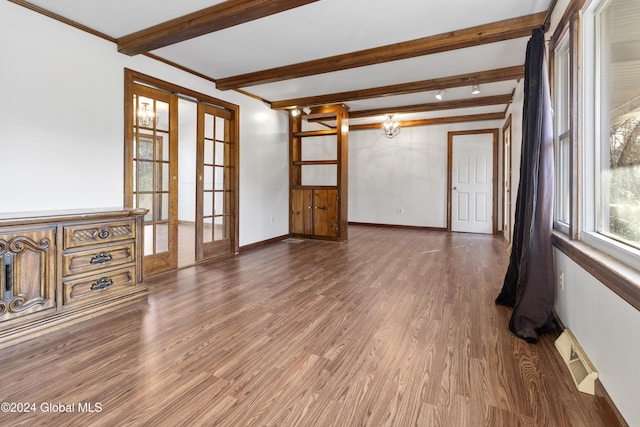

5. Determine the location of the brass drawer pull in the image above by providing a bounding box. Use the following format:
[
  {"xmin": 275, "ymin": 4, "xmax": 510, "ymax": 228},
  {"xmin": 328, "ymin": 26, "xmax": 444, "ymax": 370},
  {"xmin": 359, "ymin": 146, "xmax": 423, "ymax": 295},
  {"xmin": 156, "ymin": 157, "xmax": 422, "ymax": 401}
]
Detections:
[
  {"xmin": 91, "ymin": 277, "xmax": 113, "ymax": 291},
  {"xmin": 90, "ymin": 252, "xmax": 112, "ymax": 265}
]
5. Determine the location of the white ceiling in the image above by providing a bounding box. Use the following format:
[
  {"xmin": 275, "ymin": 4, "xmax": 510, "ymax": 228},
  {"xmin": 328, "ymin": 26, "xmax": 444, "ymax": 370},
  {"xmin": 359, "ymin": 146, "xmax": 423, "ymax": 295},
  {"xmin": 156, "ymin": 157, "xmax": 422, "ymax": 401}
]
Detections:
[{"xmin": 21, "ymin": 0, "xmax": 552, "ymax": 124}]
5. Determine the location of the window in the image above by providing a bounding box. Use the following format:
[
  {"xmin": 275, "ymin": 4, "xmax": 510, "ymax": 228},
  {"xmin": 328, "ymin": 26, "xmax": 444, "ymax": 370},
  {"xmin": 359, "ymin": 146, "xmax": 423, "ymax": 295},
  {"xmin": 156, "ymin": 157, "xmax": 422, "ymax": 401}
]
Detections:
[
  {"xmin": 551, "ymin": 10, "xmax": 579, "ymax": 238},
  {"xmin": 583, "ymin": 0, "xmax": 640, "ymax": 261},
  {"xmin": 596, "ymin": 0, "xmax": 640, "ymax": 249},
  {"xmin": 553, "ymin": 30, "xmax": 572, "ymax": 228}
]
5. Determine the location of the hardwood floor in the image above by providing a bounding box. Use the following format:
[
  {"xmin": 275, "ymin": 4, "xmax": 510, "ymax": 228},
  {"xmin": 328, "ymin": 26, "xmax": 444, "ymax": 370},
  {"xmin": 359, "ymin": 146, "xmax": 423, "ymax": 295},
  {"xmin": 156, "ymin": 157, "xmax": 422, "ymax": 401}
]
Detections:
[
  {"xmin": 178, "ymin": 222, "xmax": 196, "ymax": 268},
  {"xmin": 0, "ymin": 226, "xmax": 621, "ymax": 426}
]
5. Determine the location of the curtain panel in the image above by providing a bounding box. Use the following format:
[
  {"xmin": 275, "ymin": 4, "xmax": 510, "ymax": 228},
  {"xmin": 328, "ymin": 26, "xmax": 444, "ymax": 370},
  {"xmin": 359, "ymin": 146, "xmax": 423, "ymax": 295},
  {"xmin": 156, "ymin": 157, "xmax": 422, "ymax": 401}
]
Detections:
[{"xmin": 495, "ymin": 27, "xmax": 556, "ymax": 343}]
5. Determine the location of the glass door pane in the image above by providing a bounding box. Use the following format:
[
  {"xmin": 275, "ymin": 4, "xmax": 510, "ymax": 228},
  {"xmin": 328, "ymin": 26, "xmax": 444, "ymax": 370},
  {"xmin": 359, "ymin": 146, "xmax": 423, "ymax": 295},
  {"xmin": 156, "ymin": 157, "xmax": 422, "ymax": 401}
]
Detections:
[
  {"xmin": 196, "ymin": 103, "xmax": 234, "ymax": 261},
  {"xmin": 127, "ymin": 84, "xmax": 178, "ymax": 276}
]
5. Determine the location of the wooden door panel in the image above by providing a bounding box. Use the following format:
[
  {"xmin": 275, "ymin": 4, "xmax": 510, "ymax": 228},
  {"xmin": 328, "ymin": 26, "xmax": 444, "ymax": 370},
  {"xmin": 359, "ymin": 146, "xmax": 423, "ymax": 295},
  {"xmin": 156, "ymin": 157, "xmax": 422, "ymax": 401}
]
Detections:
[
  {"xmin": 313, "ymin": 189, "xmax": 338, "ymax": 237},
  {"xmin": 291, "ymin": 189, "xmax": 313, "ymax": 235}
]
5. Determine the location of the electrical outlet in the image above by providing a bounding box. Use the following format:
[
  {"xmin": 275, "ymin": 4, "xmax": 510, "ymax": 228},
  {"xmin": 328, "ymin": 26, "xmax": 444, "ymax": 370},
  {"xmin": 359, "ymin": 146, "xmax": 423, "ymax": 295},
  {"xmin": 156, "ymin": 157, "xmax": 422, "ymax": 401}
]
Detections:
[
  {"xmin": 559, "ymin": 272, "xmax": 565, "ymax": 290},
  {"xmin": 270, "ymin": 216, "xmax": 275, "ymax": 223},
  {"xmin": 397, "ymin": 208, "xmax": 403, "ymax": 214}
]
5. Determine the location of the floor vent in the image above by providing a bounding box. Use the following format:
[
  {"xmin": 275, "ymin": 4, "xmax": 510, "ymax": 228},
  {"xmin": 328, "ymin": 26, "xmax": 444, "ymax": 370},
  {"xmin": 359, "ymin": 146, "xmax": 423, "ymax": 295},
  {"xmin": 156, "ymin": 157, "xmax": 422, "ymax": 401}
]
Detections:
[{"xmin": 554, "ymin": 329, "xmax": 598, "ymax": 395}]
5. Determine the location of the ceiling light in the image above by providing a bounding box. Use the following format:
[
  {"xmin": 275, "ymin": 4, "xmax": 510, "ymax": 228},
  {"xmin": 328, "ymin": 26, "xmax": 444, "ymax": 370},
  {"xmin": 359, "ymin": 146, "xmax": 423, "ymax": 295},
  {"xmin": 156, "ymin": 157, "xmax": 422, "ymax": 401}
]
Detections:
[
  {"xmin": 291, "ymin": 107, "xmax": 301, "ymax": 117},
  {"xmin": 435, "ymin": 89, "xmax": 445, "ymax": 101},
  {"xmin": 381, "ymin": 115, "xmax": 401, "ymax": 139},
  {"xmin": 472, "ymin": 85, "xmax": 480, "ymax": 95}
]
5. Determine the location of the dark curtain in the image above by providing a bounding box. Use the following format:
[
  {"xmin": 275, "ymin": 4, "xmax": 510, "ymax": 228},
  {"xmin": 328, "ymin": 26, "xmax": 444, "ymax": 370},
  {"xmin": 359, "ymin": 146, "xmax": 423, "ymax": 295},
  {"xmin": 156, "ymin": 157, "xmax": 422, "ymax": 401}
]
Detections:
[{"xmin": 495, "ymin": 27, "xmax": 556, "ymax": 343}]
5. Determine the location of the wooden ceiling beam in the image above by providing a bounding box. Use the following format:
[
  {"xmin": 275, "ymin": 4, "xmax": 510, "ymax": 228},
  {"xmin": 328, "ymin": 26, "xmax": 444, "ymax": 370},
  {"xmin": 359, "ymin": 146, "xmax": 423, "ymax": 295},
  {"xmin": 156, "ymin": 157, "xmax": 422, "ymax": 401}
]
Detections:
[
  {"xmin": 215, "ymin": 12, "xmax": 545, "ymax": 90},
  {"xmin": 271, "ymin": 66, "xmax": 524, "ymax": 110},
  {"xmin": 117, "ymin": 0, "xmax": 320, "ymax": 56},
  {"xmin": 349, "ymin": 113, "xmax": 506, "ymax": 131},
  {"xmin": 347, "ymin": 94, "xmax": 513, "ymax": 120}
]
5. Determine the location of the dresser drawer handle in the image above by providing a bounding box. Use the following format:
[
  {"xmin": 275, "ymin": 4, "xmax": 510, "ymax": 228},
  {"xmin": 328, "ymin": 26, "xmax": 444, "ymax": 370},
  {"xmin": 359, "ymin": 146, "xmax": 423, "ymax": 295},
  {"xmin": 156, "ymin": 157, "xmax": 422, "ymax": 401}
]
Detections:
[
  {"xmin": 90, "ymin": 252, "xmax": 112, "ymax": 265},
  {"xmin": 98, "ymin": 228, "xmax": 110, "ymax": 239},
  {"xmin": 91, "ymin": 277, "xmax": 113, "ymax": 291}
]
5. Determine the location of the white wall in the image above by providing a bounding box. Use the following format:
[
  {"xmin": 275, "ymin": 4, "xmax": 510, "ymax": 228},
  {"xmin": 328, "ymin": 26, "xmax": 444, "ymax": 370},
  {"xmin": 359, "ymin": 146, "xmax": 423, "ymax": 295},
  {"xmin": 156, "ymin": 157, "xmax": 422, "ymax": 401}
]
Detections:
[
  {"xmin": 0, "ymin": 1, "xmax": 289, "ymax": 246},
  {"xmin": 554, "ymin": 250, "xmax": 640, "ymax": 426},
  {"xmin": 349, "ymin": 120, "xmax": 502, "ymax": 228}
]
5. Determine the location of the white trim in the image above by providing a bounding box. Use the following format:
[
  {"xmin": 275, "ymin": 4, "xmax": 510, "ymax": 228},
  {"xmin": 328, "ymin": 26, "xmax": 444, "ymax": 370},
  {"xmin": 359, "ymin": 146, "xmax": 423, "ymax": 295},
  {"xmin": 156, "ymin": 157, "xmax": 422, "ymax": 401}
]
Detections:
[{"xmin": 582, "ymin": 232, "xmax": 640, "ymax": 268}]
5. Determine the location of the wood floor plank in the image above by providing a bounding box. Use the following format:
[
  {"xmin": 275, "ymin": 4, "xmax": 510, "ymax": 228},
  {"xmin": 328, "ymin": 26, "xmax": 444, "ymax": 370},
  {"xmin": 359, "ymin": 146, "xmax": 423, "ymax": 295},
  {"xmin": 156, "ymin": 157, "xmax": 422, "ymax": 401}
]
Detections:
[{"xmin": 0, "ymin": 226, "xmax": 623, "ymax": 426}]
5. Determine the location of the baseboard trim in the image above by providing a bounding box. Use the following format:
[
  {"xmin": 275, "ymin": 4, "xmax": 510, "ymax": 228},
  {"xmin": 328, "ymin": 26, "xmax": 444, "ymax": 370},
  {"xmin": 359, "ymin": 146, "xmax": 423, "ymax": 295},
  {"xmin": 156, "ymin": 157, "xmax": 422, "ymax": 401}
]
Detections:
[
  {"xmin": 348, "ymin": 222, "xmax": 447, "ymax": 232},
  {"xmin": 595, "ymin": 380, "xmax": 629, "ymax": 427},
  {"xmin": 239, "ymin": 234, "xmax": 289, "ymax": 253},
  {"xmin": 553, "ymin": 311, "xmax": 628, "ymax": 426}
]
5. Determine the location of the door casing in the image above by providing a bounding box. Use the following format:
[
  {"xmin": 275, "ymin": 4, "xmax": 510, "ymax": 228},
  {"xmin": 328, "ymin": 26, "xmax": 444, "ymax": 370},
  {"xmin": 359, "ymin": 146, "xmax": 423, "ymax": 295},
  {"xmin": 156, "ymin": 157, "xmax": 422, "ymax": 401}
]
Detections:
[{"xmin": 447, "ymin": 129, "xmax": 499, "ymax": 234}]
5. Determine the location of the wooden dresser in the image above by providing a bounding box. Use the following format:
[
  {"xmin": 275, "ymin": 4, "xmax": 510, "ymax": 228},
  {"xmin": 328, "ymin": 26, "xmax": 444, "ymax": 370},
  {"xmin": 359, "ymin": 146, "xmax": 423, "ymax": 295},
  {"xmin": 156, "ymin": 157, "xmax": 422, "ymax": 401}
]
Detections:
[{"xmin": 0, "ymin": 208, "xmax": 148, "ymax": 347}]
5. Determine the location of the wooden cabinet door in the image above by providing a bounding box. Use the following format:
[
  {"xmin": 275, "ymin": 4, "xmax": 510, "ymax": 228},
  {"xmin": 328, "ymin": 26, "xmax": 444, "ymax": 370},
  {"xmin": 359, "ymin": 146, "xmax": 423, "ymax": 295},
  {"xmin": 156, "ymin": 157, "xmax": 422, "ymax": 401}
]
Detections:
[
  {"xmin": 291, "ymin": 189, "xmax": 313, "ymax": 235},
  {"xmin": 0, "ymin": 227, "xmax": 56, "ymax": 324},
  {"xmin": 313, "ymin": 189, "xmax": 338, "ymax": 237}
]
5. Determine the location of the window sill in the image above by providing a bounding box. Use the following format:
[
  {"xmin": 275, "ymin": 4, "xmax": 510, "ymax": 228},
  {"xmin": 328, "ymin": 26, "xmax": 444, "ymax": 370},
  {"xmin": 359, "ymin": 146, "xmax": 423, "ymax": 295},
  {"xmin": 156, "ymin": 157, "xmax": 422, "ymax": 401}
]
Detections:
[{"xmin": 552, "ymin": 231, "xmax": 640, "ymax": 312}]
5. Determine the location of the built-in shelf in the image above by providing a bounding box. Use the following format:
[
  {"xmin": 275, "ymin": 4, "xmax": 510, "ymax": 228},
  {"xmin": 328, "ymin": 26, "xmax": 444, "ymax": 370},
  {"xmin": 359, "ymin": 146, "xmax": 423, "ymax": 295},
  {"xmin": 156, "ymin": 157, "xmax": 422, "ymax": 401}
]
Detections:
[
  {"xmin": 292, "ymin": 185, "xmax": 339, "ymax": 190},
  {"xmin": 302, "ymin": 112, "xmax": 338, "ymax": 120},
  {"xmin": 290, "ymin": 104, "xmax": 349, "ymax": 241},
  {"xmin": 293, "ymin": 160, "xmax": 338, "ymax": 166},
  {"xmin": 293, "ymin": 129, "xmax": 337, "ymax": 138}
]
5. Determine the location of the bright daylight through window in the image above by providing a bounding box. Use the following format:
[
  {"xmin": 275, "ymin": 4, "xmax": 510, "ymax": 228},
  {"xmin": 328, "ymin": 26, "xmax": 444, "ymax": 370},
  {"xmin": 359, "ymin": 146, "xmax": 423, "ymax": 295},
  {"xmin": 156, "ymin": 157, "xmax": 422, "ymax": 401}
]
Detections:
[{"xmin": 598, "ymin": 0, "xmax": 640, "ymax": 250}]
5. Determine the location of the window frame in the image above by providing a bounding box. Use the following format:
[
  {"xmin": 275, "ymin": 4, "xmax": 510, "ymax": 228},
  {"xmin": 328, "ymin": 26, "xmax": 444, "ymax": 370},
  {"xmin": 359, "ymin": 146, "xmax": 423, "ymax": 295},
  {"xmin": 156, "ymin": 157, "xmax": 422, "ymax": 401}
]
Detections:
[
  {"xmin": 550, "ymin": 11, "xmax": 580, "ymax": 239},
  {"xmin": 582, "ymin": 0, "xmax": 640, "ymax": 263}
]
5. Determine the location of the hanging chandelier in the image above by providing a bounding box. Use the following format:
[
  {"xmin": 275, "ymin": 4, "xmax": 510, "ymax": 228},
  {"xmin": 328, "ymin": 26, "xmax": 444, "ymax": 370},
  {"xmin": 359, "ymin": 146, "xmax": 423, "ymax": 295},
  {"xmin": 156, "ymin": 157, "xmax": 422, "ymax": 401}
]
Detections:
[
  {"xmin": 137, "ymin": 101, "xmax": 158, "ymax": 127},
  {"xmin": 381, "ymin": 115, "xmax": 401, "ymax": 139}
]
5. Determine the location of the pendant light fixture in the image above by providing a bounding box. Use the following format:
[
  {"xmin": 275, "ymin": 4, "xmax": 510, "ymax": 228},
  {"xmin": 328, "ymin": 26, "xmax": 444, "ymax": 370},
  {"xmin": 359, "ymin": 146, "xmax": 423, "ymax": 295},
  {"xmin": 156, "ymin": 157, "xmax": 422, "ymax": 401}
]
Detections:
[{"xmin": 381, "ymin": 115, "xmax": 401, "ymax": 139}]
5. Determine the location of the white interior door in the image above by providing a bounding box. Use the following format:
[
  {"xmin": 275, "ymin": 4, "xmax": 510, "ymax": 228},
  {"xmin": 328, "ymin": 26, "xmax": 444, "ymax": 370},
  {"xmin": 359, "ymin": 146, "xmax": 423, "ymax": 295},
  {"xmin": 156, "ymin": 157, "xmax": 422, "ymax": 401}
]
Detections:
[{"xmin": 451, "ymin": 133, "xmax": 494, "ymax": 234}]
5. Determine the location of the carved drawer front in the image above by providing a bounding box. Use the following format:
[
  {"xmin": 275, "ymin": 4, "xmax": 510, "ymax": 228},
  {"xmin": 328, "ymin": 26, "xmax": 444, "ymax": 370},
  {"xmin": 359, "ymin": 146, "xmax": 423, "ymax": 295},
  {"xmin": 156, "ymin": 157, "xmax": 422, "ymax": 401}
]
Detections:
[
  {"xmin": 62, "ymin": 243, "xmax": 135, "ymax": 277},
  {"xmin": 64, "ymin": 220, "xmax": 136, "ymax": 249},
  {"xmin": 63, "ymin": 267, "xmax": 136, "ymax": 306}
]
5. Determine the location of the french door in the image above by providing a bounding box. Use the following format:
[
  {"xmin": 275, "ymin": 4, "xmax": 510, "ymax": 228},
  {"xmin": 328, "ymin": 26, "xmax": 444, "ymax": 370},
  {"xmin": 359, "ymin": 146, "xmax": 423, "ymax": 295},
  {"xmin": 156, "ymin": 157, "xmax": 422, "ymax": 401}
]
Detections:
[
  {"xmin": 125, "ymin": 70, "xmax": 239, "ymax": 276},
  {"xmin": 195, "ymin": 103, "xmax": 235, "ymax": 261},
  {"xmin": 125, "ymin": 83, "xmax": 178, "ymax": 276}
]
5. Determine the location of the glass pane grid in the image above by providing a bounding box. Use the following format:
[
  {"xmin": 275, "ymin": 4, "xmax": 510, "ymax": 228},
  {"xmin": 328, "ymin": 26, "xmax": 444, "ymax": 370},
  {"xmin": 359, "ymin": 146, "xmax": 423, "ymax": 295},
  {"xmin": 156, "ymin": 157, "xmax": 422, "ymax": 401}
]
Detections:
[
  {"xmin": 132, "ymin": 91, "xmax": 172, "ymax": 257},
  {"xmin": 198, "ymin": 109, "xmax": 233, "ymax": 250}
]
